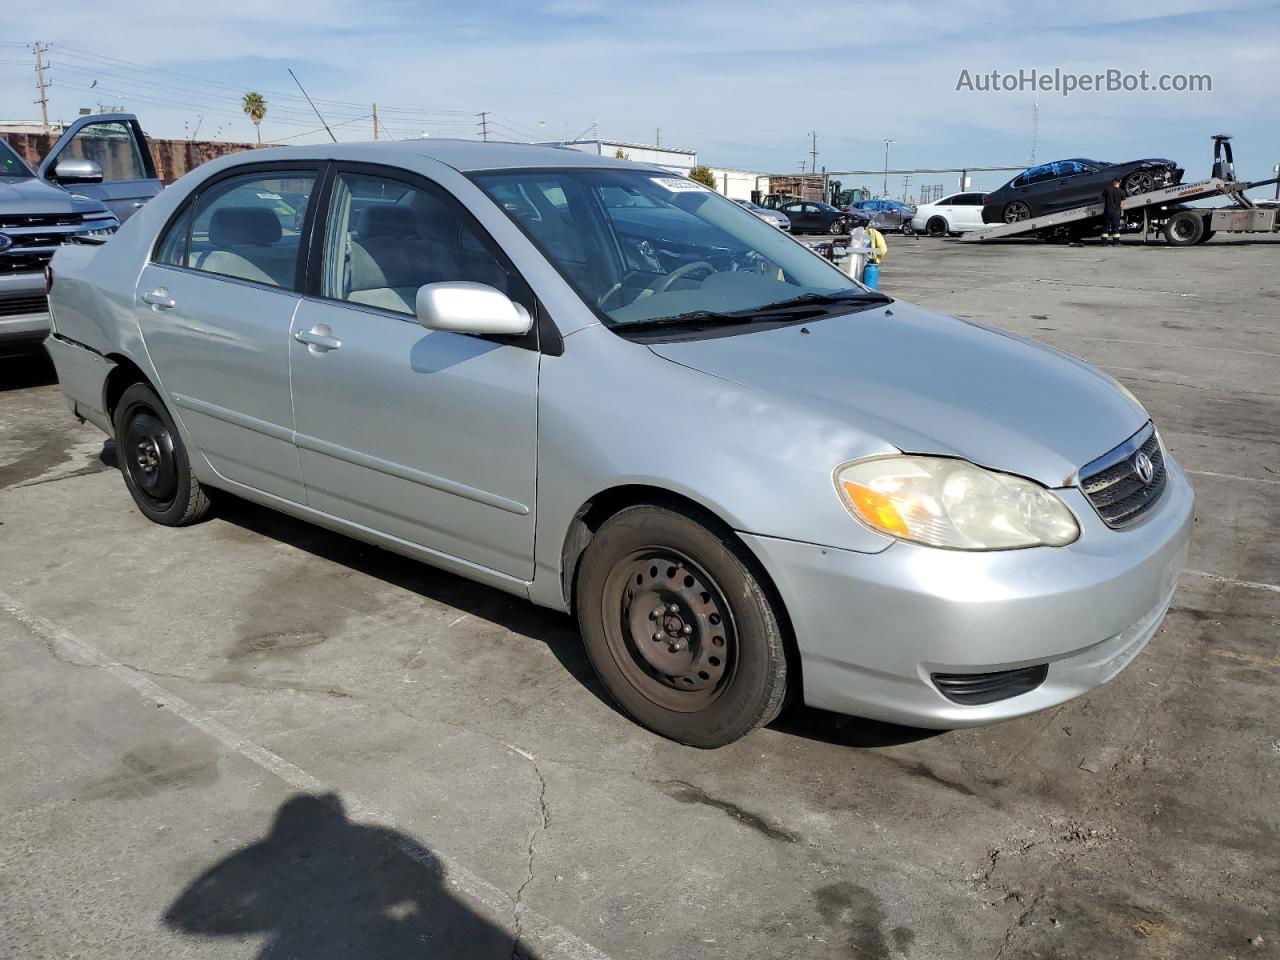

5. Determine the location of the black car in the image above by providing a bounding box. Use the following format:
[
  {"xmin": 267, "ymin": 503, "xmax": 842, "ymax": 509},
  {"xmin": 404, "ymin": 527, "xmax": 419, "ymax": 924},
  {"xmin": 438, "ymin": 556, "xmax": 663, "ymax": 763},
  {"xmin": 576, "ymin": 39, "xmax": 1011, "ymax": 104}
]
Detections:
[
  {"xmin": 779, "ymin": 200, "xmax": 869, "ymax": 235},
  {"xmin": 981, "ymin": 158, "xmax": 1183, "ymax": 224}
]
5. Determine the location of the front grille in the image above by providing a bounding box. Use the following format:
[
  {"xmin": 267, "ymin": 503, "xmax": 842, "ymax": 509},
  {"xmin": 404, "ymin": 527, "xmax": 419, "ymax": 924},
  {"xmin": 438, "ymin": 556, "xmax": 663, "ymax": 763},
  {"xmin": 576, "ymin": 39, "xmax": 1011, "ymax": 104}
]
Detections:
[
  {"xmin": 0, "ymin": 295, "xmax": 47, "ymax": 318},
  {"xmin": 932, "ymin": 665, "xmax": 1049, "ymax": 705},
  {"xmin": 0, "ymin": 212, "xmax": 82, "ymax": 230},
  {"xmin": 1079, "ymin": 423, "xmax": 1167, "ymax": 527},
  {"xmin": 0, "ymin": 251, "xmax": 52, "ymax": 274}
]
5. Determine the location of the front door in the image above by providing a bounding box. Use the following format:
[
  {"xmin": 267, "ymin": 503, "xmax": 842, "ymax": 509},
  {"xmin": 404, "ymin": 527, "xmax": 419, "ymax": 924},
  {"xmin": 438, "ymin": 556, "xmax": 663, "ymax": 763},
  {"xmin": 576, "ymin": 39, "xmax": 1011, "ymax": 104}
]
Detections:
[
  {"xmin": 136, "ymin": 165, "xmax": 319, "ymax": 502},
  {"xmin": 40, "ymin": 115, "xmax": 162, "ymax": 221},
  {"xmin": 289, "ymin": 166, "xmax": 540, "ymax": 579}
]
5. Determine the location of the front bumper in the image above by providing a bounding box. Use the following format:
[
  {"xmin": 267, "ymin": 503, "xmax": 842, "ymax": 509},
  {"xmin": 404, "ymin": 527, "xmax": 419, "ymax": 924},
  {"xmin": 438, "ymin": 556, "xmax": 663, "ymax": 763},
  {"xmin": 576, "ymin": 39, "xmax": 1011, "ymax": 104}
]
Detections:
[
  {"xmin": 0, "ymin": 271, "xmax": 50, "ymax": 350},
  {"xmin": 741, "ymin": 458, "xmax": 1195, "ymax": 728}
]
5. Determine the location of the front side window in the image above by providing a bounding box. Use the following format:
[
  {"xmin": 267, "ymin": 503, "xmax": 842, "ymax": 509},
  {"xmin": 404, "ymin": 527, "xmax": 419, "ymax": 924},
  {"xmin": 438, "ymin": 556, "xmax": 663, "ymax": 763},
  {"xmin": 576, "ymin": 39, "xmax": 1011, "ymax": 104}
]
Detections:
[
  {"xmin": 321, "ymin": 171, "xmax": 528, "ymax": 315},
  {"xmin": 56, "ymin": 121, "xmax": 148, "ymax": 182},
  {"xmin": 162, "ymin": 170, "xmax": 316, "ymax": 288},
  {"xmin": 472, "ymin": 168, "xmax": 862, "ymax": 329}
]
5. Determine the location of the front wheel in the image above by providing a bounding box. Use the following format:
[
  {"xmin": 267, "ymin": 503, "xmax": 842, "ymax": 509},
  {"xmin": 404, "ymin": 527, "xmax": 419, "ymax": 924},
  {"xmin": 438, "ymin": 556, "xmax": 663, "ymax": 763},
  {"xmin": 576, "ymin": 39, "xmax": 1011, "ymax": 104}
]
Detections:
[
  {"xmin": 114, "ymin": 382, "xmax": 212, "ymax": 526},
  {"xmin": 1163, "ymin": 210, "xmax": 1204, "ymax": 246},
  {"xmin": 575, "ymin": 505, "xmax": 789, "ymax": 748},
  {"xmin": 1123, "ymin": 170, "xmax": 1156, "ymax": 196}
]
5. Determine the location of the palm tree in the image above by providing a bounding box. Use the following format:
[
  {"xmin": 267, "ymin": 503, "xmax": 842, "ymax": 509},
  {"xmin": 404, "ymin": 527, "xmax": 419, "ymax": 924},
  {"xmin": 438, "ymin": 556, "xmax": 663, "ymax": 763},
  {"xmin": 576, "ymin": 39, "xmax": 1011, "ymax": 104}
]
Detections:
[{"xmin": 242, "ymin": 92, "xmax": 267, "ymax": 145}]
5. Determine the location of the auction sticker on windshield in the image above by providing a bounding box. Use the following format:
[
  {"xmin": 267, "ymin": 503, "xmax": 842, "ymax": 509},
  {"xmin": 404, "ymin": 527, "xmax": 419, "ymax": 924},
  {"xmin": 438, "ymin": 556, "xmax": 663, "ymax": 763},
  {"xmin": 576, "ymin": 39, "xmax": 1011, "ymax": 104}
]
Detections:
[{"xmin": 651, "ymin": 177, "xmax": 708, "ymax": 192}]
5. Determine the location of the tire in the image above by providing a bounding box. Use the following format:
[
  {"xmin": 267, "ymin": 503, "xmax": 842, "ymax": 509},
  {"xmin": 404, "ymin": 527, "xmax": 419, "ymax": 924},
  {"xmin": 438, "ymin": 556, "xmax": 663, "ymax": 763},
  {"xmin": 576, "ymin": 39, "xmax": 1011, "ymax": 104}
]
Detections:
[
  {"xmin": 113, "ymin": 382, "xmax": 212, "ymax": 526},
  {"xmin": 575, "ymin": 504, "xmax": 789, "ymax": 748},
  {"xmin": 1003, "ymin": 201, "xmax": 1031, "ymax": 223},
  {"xmin": 1123, "ymin": 170, "xmax": 1156, "ymax": 196},
  {"xmin": 926, "ymin": 216, "xmax": 949, "ymax": 238},
  {"xmin": 1196, "ymin": 228, "xmax": 1215, "ymax": 244},
  {"xmin": 1162, "ymin": 210, "xmax": 1204, "ymax": 246}
]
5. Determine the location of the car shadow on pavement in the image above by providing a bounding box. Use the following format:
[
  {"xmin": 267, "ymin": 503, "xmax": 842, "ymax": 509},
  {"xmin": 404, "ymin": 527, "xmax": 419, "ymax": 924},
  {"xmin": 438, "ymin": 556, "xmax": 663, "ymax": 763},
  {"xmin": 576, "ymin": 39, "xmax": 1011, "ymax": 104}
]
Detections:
[
  {"xmin": 212, "ymin": 493, "xmax": 943, "ymax": 752},
  {"xmin": 211, "ymin": 493, "xmax": 618, "ymax": 715},
  {"xmin": 772, "ymin": 706, "xmax": 944, "ymax": 749},
  {"xmin": 164, "ymin": 792, "xmax": 527, "ymax": 959},
  {"xmin": 0, "ymin": 351, "xmax": 56, "ymax": 391}
]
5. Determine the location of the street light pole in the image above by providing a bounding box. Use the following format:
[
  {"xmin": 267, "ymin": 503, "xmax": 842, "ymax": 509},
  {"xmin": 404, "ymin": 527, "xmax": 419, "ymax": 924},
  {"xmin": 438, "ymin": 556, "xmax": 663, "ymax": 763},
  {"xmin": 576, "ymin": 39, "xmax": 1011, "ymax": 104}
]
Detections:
[{"xmin": 882, "ymin": 139, "xmax": 895, "ymax": 197}]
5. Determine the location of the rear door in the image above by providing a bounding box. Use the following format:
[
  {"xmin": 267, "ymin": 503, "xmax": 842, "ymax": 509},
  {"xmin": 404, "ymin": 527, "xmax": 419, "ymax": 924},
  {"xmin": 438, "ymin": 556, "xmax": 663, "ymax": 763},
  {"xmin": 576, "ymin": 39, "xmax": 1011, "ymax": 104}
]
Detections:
[
  {"xmin": 952, "ymin": 192, "xmax": 986, "ymax": 228},
  {"xmin": 135, "ymin": 163, "xmax": 321, "ymax": 502},
  {"xmin": 39, "ymin": 114, "xmax": 161, "ymax": 221}
]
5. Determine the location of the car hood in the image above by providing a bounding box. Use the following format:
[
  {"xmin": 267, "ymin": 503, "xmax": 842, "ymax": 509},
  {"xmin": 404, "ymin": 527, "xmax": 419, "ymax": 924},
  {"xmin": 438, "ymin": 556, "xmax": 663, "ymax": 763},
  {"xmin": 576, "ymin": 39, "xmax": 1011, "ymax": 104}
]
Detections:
[
  {"xmin": 646, "ymin": 301, "xmax": 1147, "ymax": 486},
  {"xmin": 0, "ymin": 176, "xmax": 110, "ymax": 217}
]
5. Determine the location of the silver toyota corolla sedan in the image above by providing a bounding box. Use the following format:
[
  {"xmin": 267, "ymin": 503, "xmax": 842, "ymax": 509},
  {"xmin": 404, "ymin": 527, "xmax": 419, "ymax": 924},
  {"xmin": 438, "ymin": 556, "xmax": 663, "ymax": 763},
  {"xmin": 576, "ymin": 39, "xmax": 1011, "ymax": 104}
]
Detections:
[{"xmin": 44, "ymin": 141, "xmax": 1193, "ymax": 747}]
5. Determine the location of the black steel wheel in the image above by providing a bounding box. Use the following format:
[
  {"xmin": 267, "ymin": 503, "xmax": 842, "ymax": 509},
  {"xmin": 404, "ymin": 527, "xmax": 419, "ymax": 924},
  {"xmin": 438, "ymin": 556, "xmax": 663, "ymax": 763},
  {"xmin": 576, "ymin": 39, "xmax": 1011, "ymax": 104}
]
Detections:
[
  {"xmin": 1003, "ymin": 201, "xmax": 1031, "ymax": 223},
  {"xmin": 1162, "ymin": 210, "xmax": 1204, "ymax": 246},
  {"xmin": 926, "ymin": 216, "xmax": 949, "ymax": 238},
  {"xmin": 1123, "ymin": 170, "xmax": 1156, "ymax": 196},
  {"xmin": 576, "ymin": 504, "xmax": 789, "ymax": 747},
  {"xmin": 114, "ymin": 382, "xmax": 212, "ymax": 525}
]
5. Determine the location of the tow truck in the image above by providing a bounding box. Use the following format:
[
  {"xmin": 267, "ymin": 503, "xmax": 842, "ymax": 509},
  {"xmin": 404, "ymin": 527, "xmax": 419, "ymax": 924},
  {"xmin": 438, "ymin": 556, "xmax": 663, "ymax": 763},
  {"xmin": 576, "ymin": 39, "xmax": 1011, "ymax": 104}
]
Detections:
[{"xmin": 963, "ymin": 136, "xmax": 1280, "ymax": 246}]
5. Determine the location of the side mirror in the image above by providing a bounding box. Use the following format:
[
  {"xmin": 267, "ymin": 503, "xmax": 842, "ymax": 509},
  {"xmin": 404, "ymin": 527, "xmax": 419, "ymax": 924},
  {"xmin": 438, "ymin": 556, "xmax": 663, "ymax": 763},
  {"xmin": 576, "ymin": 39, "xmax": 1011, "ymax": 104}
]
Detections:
[
  {"xmin": 415, "ymin": 282, "xmax": 532, "ymax": 336},
  {"xmin": 52, "ymin": 158, "xmax": 103, "ymax": 184}
]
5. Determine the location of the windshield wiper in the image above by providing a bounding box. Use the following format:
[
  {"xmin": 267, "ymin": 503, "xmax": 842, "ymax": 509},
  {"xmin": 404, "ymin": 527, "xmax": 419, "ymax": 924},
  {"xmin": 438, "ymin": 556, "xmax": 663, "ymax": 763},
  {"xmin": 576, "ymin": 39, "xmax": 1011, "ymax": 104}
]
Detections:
[
  {"xmin": 616, "ymin": 310, "xmax": 758, "ymax": 333},
  {"xmin": 754, "ymin": 290, "xmax": 892, "ymax": 311}
]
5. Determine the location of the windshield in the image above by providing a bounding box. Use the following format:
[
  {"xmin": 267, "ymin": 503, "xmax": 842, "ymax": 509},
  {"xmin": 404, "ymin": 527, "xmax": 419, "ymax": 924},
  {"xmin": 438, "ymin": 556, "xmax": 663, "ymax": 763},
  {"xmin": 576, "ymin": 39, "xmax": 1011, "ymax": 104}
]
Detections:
[
  {"xmin": 0, "ymin": 140, "xmax": 34, "ymax": 179},
  {"xmin": 471, "ymin": 168, "xmax": 859, "ymax": 327}
]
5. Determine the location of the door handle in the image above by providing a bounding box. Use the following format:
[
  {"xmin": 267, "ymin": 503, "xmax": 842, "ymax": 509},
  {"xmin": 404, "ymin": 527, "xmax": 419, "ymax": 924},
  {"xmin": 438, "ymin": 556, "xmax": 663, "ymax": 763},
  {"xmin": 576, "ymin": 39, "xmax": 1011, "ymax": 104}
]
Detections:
[
  {"xmin": 294, "ymin": 325, "xmax": 342, "ymax": 353},
  {"xmin": 142, "ymin": 288, "xmax": 175, "ymax": 309},
  {"xmin": 133, "ymin": 200, "xmax": 146, "ymax": 207}
]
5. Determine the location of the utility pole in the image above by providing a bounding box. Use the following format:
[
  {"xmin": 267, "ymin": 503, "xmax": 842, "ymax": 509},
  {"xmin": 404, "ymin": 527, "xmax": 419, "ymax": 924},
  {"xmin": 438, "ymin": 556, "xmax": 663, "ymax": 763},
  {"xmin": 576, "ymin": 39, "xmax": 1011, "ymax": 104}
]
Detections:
[
  {"xmin": 478, "ymin": 111, "xmax": 489, "ymax": 142},
  {"xmin": 808, "ymin": 131, "xmax": 818, "ymax": 174},
  {"xmin": 32, "ymin": 42, "xmax": 51, "ymax": 133},
  {"xmin": 373, "ymin": 103, "xmax": 379, "ymax": 141},
  {"xmin": 655, "ymin": 127, "xmax": 661, "ymax": 146},
  {"xmin": 882, "ymin": 139, "xmax": 895, "ymax": 196},
  {"xmin": 1029, "ymin": 94, "xmax": 1039, "ymax": 164}
]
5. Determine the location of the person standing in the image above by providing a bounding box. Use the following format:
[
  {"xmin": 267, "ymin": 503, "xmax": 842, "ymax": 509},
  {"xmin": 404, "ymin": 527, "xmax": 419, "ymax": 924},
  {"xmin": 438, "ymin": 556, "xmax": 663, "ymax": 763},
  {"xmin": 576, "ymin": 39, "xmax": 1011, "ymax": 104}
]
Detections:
[{"xmin": 1101, "ymin": 177, "xmax": 1126, "ymax": 246}]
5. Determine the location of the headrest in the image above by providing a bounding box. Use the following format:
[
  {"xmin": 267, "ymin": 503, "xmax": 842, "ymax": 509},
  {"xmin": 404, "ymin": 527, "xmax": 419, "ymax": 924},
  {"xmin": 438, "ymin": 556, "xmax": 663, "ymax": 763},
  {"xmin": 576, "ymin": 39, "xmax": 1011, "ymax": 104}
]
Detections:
[
  {"xmin": 209, "ymin": 206, "xmax": 282, "ymax": 247},
  {"xmin": 358, "ymin": 204, "xmax": 417, "ymax": 238}
]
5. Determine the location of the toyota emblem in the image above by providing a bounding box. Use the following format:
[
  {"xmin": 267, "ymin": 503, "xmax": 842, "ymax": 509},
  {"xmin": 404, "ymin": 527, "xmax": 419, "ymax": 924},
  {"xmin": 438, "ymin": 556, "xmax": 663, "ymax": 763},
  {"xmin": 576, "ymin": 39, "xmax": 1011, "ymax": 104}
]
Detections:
[{"xmin": 1132, "ymin": 451, "xmax": 1155, "ymax": 485}]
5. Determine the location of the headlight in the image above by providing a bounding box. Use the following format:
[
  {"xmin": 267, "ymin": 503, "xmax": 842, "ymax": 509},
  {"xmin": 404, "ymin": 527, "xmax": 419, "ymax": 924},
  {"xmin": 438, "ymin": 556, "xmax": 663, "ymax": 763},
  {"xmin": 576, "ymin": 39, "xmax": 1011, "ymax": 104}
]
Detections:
[
  {"xmin": 834, "ymin": 456, "xmax": 1079, "ymax": 550},
  {"xmin": 74, "ymin": 218, "xmax": 120, "ymax": 243}
]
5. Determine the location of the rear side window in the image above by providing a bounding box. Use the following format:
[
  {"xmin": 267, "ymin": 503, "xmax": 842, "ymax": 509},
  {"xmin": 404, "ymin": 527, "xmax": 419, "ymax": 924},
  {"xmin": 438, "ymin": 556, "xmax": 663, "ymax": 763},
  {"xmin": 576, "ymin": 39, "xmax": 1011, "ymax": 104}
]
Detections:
[{"xmin": 156, "ymin": 171, "xmax": 316, "ymax": 288}]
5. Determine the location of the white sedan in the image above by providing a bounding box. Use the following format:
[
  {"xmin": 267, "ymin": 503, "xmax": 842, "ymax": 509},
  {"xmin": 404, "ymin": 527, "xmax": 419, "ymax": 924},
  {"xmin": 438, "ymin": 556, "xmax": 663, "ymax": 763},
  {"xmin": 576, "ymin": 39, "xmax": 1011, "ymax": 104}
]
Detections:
[
  {"xmin": 732, "ymin": 198, "xmax": 790, "ymax": 230},
  {"xmin": 911, "ymin": 191, "xmax": 987, "ymax": 237}
]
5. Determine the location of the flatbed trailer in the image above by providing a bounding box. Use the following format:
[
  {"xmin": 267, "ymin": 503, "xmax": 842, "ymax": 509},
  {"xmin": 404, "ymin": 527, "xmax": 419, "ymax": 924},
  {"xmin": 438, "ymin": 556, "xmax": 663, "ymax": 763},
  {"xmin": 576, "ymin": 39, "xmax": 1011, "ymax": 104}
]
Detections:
[{"xmin": 962, "ymin": 136, "xmax": 1280, "ymax": 246}]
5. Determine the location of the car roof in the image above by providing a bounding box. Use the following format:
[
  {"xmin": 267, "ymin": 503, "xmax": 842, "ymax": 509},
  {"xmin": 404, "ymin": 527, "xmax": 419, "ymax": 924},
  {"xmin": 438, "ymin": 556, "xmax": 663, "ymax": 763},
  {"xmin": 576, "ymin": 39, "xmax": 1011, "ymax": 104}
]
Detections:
[{"xmin": 211, "ymin": 138, "xmax": 670, "ymax": 174}]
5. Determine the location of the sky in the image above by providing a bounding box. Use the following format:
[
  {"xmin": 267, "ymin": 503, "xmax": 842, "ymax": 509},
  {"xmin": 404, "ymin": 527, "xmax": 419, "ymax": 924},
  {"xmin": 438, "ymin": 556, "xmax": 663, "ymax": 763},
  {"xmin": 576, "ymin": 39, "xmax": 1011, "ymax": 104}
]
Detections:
[{"xmin": 3, "ymin": 0, "xmax": 1279, "ymax": 192}]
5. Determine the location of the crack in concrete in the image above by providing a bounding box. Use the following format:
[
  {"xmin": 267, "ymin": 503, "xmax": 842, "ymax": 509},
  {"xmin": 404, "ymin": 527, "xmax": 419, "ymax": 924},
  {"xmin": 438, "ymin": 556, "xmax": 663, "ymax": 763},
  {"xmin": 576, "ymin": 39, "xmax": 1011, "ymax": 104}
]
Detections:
[{"xmin": 511, "ymin": 755, "xmax": 550, "ymax": 960}]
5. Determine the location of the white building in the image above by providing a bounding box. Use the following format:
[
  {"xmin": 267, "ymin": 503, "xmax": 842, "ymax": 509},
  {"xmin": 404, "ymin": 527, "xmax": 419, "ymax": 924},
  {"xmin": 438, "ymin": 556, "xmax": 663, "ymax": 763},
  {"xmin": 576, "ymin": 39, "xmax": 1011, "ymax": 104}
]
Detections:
[
  {"xmin": 706, "ymin": 167, "xmax": 770, "ymax": 201},
  {"xmin": 550, "ymin": 138, "xmax": 696, "ymax": 175}
]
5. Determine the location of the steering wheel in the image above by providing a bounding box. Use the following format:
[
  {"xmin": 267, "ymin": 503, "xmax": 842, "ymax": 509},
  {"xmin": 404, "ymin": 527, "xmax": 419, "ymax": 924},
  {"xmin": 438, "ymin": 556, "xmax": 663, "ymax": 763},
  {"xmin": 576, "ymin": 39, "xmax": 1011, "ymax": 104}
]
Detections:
[
  {"xmin": 653, "ymin": 260, "xmax": 715, "ymax": 295},
  {"xmin": 597, "ymin": 271, "xmax": 646, "ymax": 309}
]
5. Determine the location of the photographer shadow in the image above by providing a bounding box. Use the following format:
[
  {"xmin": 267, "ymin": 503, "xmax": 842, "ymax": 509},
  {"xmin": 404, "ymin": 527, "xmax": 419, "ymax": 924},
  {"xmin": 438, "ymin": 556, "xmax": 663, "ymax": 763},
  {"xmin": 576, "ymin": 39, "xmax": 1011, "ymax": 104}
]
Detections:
[{"xmin": 164, "ymin": 793, "xmax": 527, "ymax": 959}]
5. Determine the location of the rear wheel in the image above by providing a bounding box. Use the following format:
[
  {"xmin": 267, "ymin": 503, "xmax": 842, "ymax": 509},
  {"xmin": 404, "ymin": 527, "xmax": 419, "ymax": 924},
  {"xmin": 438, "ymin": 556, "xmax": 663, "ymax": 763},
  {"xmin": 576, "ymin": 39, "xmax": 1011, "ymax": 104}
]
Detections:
[
  {"xmin": 1163, "ymin": 210, "xmax": 1205, "ymax": 246},
  {"xmin": 926, "ymin": 216, "xmax": 949, "ymax": 238},
  {"xmin": 114, "ymin": 383, "xmax": 212, "ymax": 526},
  {"xmin": 1003, "ymin": 201, "xmax": 1031, "ymax": 223},
  {"xmin": 575, "ymin": 505, "xmax": 789, "ymax": 748}
]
